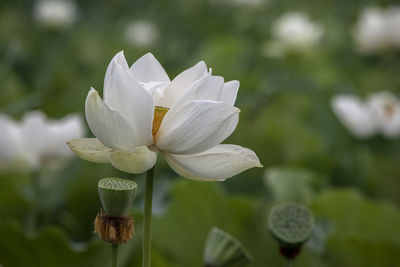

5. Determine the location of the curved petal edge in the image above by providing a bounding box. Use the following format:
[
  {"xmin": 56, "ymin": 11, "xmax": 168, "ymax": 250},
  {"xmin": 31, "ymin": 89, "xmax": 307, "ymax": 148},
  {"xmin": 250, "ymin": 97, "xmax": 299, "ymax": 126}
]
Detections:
[
  {"xmin": 67, "ymin": 138, "xmax": 109, "ymax": 163},
  {"xmin": 85, "ymin": 88, "xmax": 139, "ymax": 150},
  {"xmin": 130, "ymin": 52, "xmax": 170, "ymax": 83},
  {"xmin": 164, "ymin": 144, "xmax": 262, "ymax": 181},
  {"xmin": 157, "ymin": 100, "xmax": 240, "ymax": 155},
  {"xmin": 331, "ymin": 95, "xmax": 377, "ymax": 138},
  {"xmin": 107, "ymin": 145, "xmax": 157, "ymax": 174}
]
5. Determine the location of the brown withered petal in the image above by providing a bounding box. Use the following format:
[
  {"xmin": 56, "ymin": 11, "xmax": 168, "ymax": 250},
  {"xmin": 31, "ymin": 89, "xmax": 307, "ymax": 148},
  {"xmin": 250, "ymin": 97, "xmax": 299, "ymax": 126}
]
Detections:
[{"xmin": 94, "ymin": 209, "xmax": 135, "ymax": 245}]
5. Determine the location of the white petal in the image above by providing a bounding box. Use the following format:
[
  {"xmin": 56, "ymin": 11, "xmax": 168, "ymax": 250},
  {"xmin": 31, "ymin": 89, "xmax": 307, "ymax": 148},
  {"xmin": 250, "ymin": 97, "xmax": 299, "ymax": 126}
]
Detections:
[
  {"xmin": 164, "ymin": 144, "xmax": 262, "ymax": 181},
  {"xmin": 20, "ymin": 111, "xmax": 51, "ymax": 161},
  {"xmin": 85, "ymin": 88, "xmax": 139, "ymax": 150},
  {"xmin": 367, "ymin": 91, "xmax": 398, "ymax": 119},
  {"xmin": 108, "ymin": 145, "xmax": 157, "ymax": 174},
  {"xmin": 377, "ymin": 102, "xmax": 400, "ymax": 138},
  {"xmin": 331, "ymin": 95, "xmax": 377, "ymax": 138},
  {"xmin": 366, "ymin": 91, "xmax": 400, "ymax": 137},
  {"xmin": 19, "ymin": 112, "xmax": 85, "ymax": 167},
  {"xmin": 381, "ymin": 113, "xmax": 400, "ymax": 138},
  {"xmin": 156, "ymin": 100, "xmax": 240, "ymax": 154},
  {"xmin": 67, "ymin": 138, "xmax": 109, "ymax": 163},
  {"xmin": 159, "ymin": 61, "xmax": 208, "ymax": 107},
  {"xmin": 0, "ymin": 114, "xmax": 22, "ymax": 165},
  {"xmin": 46, "ymin": 114, "xmax": 85, "ymax": 158},
  {"xmin": 130, "ymin": 53, "xmax": 170, "ymax": 83},
  {"xmin": 170, "ymin": 74, "xmax": 224, "ymax": 111},
  {"xmin": 141, "ymin": 81, "xmax": 169, "ymax": 105},
  {"xmin": 221, "ymin": 80, "xmax": 239, "ymax": 105},
  {"xmin": 104, "ymin": 51, "xmax": 130, "ymax": 90},
  {"xmin": 0, "ymin": 114, "xmax": 36, "ymax": 171},
  {"xmin": 103, "ymin": 61, "xmax": 154, "ymax": 146}
]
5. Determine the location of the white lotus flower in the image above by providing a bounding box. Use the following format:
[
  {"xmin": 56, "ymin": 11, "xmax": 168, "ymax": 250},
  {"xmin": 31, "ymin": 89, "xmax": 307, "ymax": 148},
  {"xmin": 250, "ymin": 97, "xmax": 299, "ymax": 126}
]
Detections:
[
  {"xmin": 34, "ymin": 0, "xmax": 77, "ymax": 27},
  {"xmin": 68, "ymin": 52, "xmax": 262, "ymax": 181},
  {"xmin": 0, "ymin": 111, "xmax": 84, "ymax": 172},
  {"xmin": 331, "ymin": 91, "xmax": 400, "ymax": 138},
  {"xmin": 367, "ymin": 92, "xmax": 400, "ymax": 137},
  {"xmin": 265, "ymin": 12, "xmax": 323, "ymax": 57},
  {"xmin": 124, "ymin": 20, "xmax": 159, "ymax": 47},
  {"xmin": 354, "ymin": 7, "xmax": 400, "ymax": 53}
]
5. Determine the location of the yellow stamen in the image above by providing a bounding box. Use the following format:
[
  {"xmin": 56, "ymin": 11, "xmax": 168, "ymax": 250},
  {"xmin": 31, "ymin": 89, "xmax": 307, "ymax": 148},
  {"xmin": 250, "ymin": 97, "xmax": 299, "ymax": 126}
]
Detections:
[{"xmin": 152, "ymin": 106, "xmax": 169, "ymax": 142}]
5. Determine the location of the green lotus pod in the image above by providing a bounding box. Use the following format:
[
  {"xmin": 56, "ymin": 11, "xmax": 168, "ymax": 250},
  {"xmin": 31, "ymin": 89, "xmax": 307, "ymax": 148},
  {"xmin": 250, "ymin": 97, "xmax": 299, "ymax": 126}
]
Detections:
[
  {"xmin": 268, "ymin": 202, "xmax": 314, "ymax": 247},
  {"xmin": 98, "ymin": 177, "xmax": 137, "ymax": 217},
  {"xmin": 203, "ymin": 227, "xmax": 251, "ymax": 267}
]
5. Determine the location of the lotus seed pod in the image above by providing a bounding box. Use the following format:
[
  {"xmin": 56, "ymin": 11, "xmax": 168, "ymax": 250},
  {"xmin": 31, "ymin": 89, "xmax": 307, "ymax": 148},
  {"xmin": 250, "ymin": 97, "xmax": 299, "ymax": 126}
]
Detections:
[
  {"xmin": 203, "ymin": 227, "xmax": 251, "ymax": 267},
  {"xmin": 268, "ymin": 202, "xmax": 314, "ymax": 248},
  {"xmin": 98, "ymin": 177, "xmax": 137, "ymax": 217}
]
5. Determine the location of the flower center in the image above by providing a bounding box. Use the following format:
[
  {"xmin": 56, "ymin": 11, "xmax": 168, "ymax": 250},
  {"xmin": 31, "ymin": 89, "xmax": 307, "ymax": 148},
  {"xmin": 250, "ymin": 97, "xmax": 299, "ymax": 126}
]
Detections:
[
  {"xmin": 384, "ymin": 103, "xmax": 395, "ymax": 119},
  {"xmin": 152, "ymin": 106, "xmax": 169, "ymax": 142}
]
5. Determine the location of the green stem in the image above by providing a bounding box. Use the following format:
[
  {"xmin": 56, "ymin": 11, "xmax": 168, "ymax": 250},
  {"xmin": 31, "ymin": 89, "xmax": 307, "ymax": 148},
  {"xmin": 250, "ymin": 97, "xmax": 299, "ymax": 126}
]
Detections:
[
  {"xmin": 286, "ymin": 259, "xmax": 292, "ymax": 267},
  {"xmin": 111, "ymin": 244, "xmax": 119, "ymax": 267},
  {"xmin": 143, "ymin": 166, "xmax": 155, "ymax": 267},
  {"xmin": 27, "ymin": 171, "xmax": 40, "ymax": 230}
]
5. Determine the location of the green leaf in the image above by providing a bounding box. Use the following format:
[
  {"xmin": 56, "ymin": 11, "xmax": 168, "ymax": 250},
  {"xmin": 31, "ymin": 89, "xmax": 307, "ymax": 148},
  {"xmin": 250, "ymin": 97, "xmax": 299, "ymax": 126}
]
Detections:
[
  {"xmin": 327, "ymin": 235, "xmax": 400, "ymax": 267},
  {"xmin": 151, "ymin": 180, "xmax": 339, "ymax": 267},
  {"xmin": 0, "ymin": 221, "xmax": 108, "ymax": 267},
  {"xmin": 0, "ymin": 175, "xmax": 29, "ymax": 222},
  {"xmin": 312, "ymin": 189, "xmax": 400, "ymax": 243},
  {"xmin": 264, "ymin": 167, "xmax": 324, "ymax": 204},
  {"xmin": 311, "ymin": 189, "xmax": 400, "ymax": 266},
  {"xmin": 153, "ymin": 180, "xmax": 238, "ymax": 266}
]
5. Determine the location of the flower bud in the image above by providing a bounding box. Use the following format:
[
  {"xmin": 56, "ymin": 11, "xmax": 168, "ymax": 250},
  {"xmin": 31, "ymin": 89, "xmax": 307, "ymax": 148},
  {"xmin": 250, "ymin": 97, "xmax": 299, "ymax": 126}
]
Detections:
[
  {"xmin": 203, "ymin": 227, "xmax": 251, "ymax": 267},
  {"xmin": 98, "ymin": 177, "xmax": 137, "ymax": 217},
  {"xmin": 268, "ymin": 202, "xmax": 314, "ymax": 259}
]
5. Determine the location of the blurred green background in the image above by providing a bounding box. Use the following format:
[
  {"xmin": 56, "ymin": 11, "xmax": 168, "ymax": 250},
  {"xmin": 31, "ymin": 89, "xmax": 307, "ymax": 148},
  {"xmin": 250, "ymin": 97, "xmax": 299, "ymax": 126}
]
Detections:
[{"xmin": 1, "ymin": 0, "xmax": 400, "ymax": 266}]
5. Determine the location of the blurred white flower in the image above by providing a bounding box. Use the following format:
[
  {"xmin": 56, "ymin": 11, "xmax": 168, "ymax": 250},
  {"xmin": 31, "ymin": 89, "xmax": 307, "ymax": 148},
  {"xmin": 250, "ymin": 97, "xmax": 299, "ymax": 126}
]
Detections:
[
  {"xmin": 34, "ymin": 0, "xmax": 77, "ymax": 27},
  {"xmin": 124, "ymin": 20, "xmax": 159, "ymax": 47},
  {"xmin": 367, "ymin": 92, "xmax": 400, "ymax": 137},
  {"xmin": 209, "ymin": 0, "xmax": 265, "ymax": 7},
  {"xmin": 331, "ymin": 91, "xmax": 400, "ymax": 138},
  {"xmin": 354, "ymin": 7, "xmax": 400, "ymax": 53},
  {"xmin": 69, "ymin": 52, "xmax": 262, "ymax": 180},
  {"xmin": 264, "ymin": 12, "xmax": 324, "ymax": 57},
  {"xmin": 0, "ymin": 111, "xmax": 85, "ymax": 172}
]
